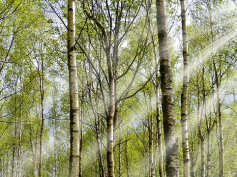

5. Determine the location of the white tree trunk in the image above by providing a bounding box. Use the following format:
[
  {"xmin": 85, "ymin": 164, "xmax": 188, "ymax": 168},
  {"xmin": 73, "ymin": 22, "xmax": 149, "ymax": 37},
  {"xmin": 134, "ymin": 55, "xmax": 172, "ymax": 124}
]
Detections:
[{"xmin": 68, "ymin": 0, "xmax": 80, "ymax": 176}]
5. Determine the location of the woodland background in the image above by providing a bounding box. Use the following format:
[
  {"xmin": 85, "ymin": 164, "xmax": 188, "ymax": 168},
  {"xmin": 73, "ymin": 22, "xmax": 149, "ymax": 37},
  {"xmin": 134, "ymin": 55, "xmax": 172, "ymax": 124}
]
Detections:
[{"xmin": 1, "ymin": 0, "xmax": 237, "ymax": 177}]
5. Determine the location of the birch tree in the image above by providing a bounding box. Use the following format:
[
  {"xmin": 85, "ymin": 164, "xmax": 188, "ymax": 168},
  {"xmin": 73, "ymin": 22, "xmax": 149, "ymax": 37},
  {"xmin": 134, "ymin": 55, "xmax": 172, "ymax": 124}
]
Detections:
[
  {"xmin": 156, "ymin": 0, "xmax": 179, "ymax": 176},
  {"xmin": 68, "ymin": 0, "xmax": 80, "ymax": 176},
  {"xmin": 180, "ymin": 0, "xmax": 190, "ymax": 176}
]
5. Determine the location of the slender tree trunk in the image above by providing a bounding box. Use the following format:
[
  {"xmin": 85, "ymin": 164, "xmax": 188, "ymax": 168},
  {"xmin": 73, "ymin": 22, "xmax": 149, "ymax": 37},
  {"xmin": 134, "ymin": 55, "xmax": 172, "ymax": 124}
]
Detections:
[
  {"xmin": 216, "ymin": 61, "xmax": 224, "ymax": 177},
  {"xmin": 148, "ymin": 93, "xmax": 155, "ymax": 177},
  {"xmin": 34, "ymin": 133, "xmax": 38, "ymax": 176},
  {"xmin": 197, "ymin": 74, "xmax": 202, "ymax": 177},
  {"xmin": 0, "ymin": 158, "xmax": 3, "ymax": 177},
  {"xmin": 30, "ymin": 126, "xmax": 37, "ymax": 176},
  {"xmin": 154, "ymin": 85, "xmax": 164, "ymax": 177},
  {"xmin": 208, "ymin": 2, "xmax": 224, "ymax": 176},
  {"xmin": 119, "ymin": 123, "xmax": 122, "ymax": 177},
  {"xmin": 12, "ymin": 138, "xmax": 15, "ymax": 177},
  {"xmin": 107, "ymin": 115, "xmax": 115, "ymax": 177},
  {"xmin": 156, "ymin": 0, "xmax": 179, "ymax": 176},
  {"xmin": 39, "ymin": 59, "xmax": 44, "ymax": 177},
  {"xmin": 201, "ymin": 138, "xmax": 205, "ymax": 177},
  {"xmin": 68, "ymin": 0, "xmax": 80, "ymax": 176},
  {"xmin": 106, "ymin": 38, "xmax": 115, "ymax": 177},
  {"xmin": 12, "ymin": 124, "xmax": 16, "ymax": 177},
  {"xmin": 148, "ymin": 115, "xmax": 154, "ymax": 177},
  {"xmin": 53, "ymin": 102, "xmax": 58, "ymax": 177},
  {"xmin": 88, "ymin": 79, "xmax": 105, "ymax": 177},
  {"xmin": 125, "ymin": 138, "xmax": 129, "ymax": 177},
  {"xmin": 79, "ymin": 97, "xmax": 83, "ymax": 177},
  {"xmin": 16, "ymin": 120, "xmax": 22, "ymax": 177},
  {"xmin": 12, "ymin": 85, "xmax": 18, "ymax": 177},
  {"xmin": 16, "ymin": 91, "xmax": 22, "ymax": 177},
  {"xmin": 83, "ymin": 2, "xmax": 115, "ymax": 176},
  {"xmin": 200, "ymin": 68, "xmax": 206, "ymax": 177},
  {"xmin": 0, "ymin": 158, "xmax": 1, "ymax": 177},
  {"xmin": 190, "ymin": 133, "xmax": 195, "ymax": 177},
  {"xmin": 180, "ymin": 0, "xmax": 190, "ymax": 176},
  {"xmin": 206, "ymin": 132, "xmax": 211, "ymax": 177},
  {"xmin": 96, "ymin": 115, "xmax": 106, "ymax": 177},
  {"xmin": 6, "ymin": 152, "xmax": 9, "ymax": 177},
  {"xmin": 157, "ymin": 100, "xmax": 164, "ymax": 177},
  {"xmin": 53, "ymin": 121, "xmax": 57, "ymax": 177},
  {"xmin": 211, "ymin": 23, "xmax": 224, "ymax": 177}
]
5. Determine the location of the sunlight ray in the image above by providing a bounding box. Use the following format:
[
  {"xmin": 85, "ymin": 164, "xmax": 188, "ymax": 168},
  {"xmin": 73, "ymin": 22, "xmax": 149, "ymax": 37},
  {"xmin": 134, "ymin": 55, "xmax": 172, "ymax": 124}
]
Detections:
[
  {"xmin": 174, "ymin": 23, "xmax": 237, "ymax": 88},
  {"xmin": 80, "ymin": 2, "xmax": 237, "ymax": 175}
]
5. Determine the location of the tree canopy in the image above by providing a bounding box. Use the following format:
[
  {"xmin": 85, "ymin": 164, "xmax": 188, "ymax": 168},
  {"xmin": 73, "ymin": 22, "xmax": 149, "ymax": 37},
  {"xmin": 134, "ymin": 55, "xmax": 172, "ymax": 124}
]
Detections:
[{"xmin": 1, "ymin": 0, "xmax": 237, "ymax": 176}]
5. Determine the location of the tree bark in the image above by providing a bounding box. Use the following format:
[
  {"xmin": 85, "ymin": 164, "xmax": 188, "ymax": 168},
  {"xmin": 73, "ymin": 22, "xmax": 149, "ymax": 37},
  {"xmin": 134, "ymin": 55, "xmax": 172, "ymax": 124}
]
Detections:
[
  {"xmin": 16, "ymin": 86, "xmax": 22, "ymax": 177},
  {"xmin": 125, "ymin": 138, "xmax": 129, "ymax": 177},
  {"xmin": 156, "ymin": 90, "xmax": 164, "ymax": 177},
  {"xmin": 82, "ymin": 1, "xmax": 115, "ymax": 176},
  {"xmin": 148, "ymin": 7, "xmax": 164, "ymax": 176},
  {"xmin": 12, "ymin": 119, "xmax": 16, "ymax": 177},
  {"xmin": 206, "ymin": 132, "xmax": 211, "ymax": 177},
  {"xmin": 155, "ymin": 0, "xmax": 179, "ymax": 176},
  {"xmin": 68, "ymin": 0, "xmax": 80, "ymax": 176},
  {"xmin": 154, "ymin": 83, "xmax": 164, "ymax": 177},
  {"xmin": 6, "ymin": 152, "xmax": 9, "ymax": 177},
  {"xmin": 199, "ymin": 68, "xmax": 206, "ymax": 177},
  {"xmin": 180, "ymin": 0, "xmax": 190, "ymax": 177},
  {"xmin": 190, "ymin": 132, "xmax": 196, "ymax": 177},
  {"xmin": 208, "ymin": 2, "xmax": 224, "ymax": 176},
  {"xmin": 217, "ymin": 96, "xmax": 224, "ymax": 177},
  {"xmin": 0, "ymin": 158, "xmax": 2, "ymax": 177},
  {"xmin": 96, "ymin": 114, "xmax": 106, "ymax": 177},
  {"xmin": 106, "ymin": 30, "xmax": 115, "ymax": 177},
  {"xmin": 79, "ymin": 95, "xmax": 84, "ymax": 177},
  {"xmin": 39, "ymin": 59, "xmax": 44, "ymax": 177},
  {"xmin": 16, "ymin": 119, "xmax": 22, "ymax": 177},
  {"xmin": 30, "ymin": 125, "xmax": 37, "ymax": 176},
  {"xmin": 148, "ymin": 93, "xmax": 155, "ymax": 177},
  {"xmin": 12, "ymin": 84, "xmax": 18, "ymax": 177},
  {"xmin": 119, "ymin": 123, "xmax": 122, "ymax": 177},
  {"xmin": 53, "ymin": 119, "xmax": 57, "ymax": 177},
  {"xmin": 12, "ymin": 136, "xmax": 15, "ymax": 177},
  {"xmin": 201, "ymin": 138, "xmax": 205, "ymax": 177}
]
